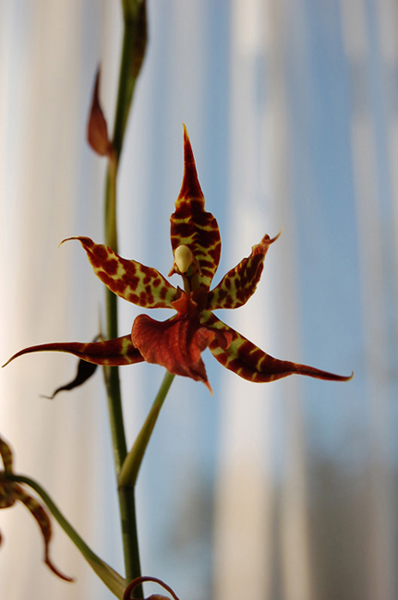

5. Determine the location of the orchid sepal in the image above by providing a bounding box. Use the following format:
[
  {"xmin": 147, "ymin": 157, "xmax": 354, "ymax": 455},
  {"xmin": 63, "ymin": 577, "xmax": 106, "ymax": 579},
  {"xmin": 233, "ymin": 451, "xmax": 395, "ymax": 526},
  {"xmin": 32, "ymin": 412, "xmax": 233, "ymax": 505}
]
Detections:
[
  {"xmin": 62, "ymin": 237, "xmax": 178, "ymax": 309},
  {"xmin": 207, "ymin": 231, "xmax": 281, "ymax": 310},
  {"xmin": 202, "ymin": 312, "xmax": 353, "ymax": 383},
  {"xmin": 3, "ymin": 335, "xmax": 144, "ymax": 368},
  {"xmin": 169, "ymin": 125, "xmax": 221, "ymax": 291}
]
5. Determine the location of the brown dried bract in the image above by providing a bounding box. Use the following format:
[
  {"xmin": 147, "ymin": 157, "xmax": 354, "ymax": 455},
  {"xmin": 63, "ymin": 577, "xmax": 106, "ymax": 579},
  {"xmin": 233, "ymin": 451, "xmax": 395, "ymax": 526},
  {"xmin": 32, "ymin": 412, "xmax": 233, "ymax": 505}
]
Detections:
[{"xmin": 87, "ymin": 68, "xmax": 113, "ymax": 157}]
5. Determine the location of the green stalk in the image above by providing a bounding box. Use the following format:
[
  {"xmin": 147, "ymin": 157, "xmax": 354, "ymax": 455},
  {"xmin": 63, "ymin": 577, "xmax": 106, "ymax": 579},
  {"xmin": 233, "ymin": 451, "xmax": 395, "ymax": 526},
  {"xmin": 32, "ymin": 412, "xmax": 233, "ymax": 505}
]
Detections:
[
  {"xmin": 104, "ymin": 156, "xmax": 125, "ymax": 474},
  {"xmin": 119, "ymin": 372, "xmax": 175, "ymax": 489},
  {"xmin": 103, "ymin": 2, "xmax": 147, "ymax": 593},
  {"xmin": 117, "ymin": 371, "xmax": 175, "ymax": 597}
]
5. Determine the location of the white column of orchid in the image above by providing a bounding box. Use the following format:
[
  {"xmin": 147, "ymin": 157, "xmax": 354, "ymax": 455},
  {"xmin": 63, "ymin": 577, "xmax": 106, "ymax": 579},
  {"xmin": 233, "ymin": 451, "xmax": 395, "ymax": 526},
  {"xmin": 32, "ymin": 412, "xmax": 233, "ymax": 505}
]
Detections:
[
  {"xmin": 214, "ymin": 1, "xmax": 278, "ymax": 598},
  {"xmin": 0, "ymin": 2, "xmax": 123, "ymax": 599},
  {"xmin": 340, "ymin": 1, "xmax": 395, "ymax": 598}
]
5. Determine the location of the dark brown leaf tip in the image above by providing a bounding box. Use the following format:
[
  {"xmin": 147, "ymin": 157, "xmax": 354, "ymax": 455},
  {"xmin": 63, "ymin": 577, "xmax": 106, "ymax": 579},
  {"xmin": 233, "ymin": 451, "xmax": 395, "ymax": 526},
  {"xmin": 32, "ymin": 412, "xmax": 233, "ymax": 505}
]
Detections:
[{"xmin": 41, "ymin": 337, "xmax": 100, "ymax": 399}]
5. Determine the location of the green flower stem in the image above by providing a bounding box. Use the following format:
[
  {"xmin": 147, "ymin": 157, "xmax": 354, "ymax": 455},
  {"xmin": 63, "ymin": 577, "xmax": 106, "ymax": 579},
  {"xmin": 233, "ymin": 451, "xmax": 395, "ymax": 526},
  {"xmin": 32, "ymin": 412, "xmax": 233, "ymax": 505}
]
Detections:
[
  {"xmin": 118, "ymin": 488, "xmax": 141, "ymax": 588},
  {"xmin": 112, "ymin": 22, "xmax": 138, "ymax": 161},
  {"xmin": 7, "ymin": 474, "xmax": 126, "ymax": 599},
  {"xmin": 105, "ymin": 156, "xmax": 119, "ymax": 254},
  {"xmin": 119, "ymin": 372, "xmax": 175, "ymax": 489},
  {"xmin": 103, "ymin": 2, "xmax": 147, "ymax": 594},
  {"xmin": 114, "ymin": 0, "xmax": 147, "ymax": 163},
  {"xmin": 104, "ymin": 105, "xmax": 137, "ymax": 591},
  {"xmin": 104, "ymin": 154, "xmax": 125, "ymax": 475}
]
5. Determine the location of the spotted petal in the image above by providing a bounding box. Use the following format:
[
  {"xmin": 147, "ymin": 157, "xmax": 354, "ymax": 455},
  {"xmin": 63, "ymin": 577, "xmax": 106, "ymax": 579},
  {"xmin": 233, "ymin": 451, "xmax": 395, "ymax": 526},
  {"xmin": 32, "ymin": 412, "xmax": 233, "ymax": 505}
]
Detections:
[
  {"xmin": 208, "ymin": 233, "xmax": 280, "ymax": 310},
  {"xmin": 63, "ymin": 237, "xmax": 177, "ymax": 308},
  {"xmin": 0, "ymin": 437, "xmax": 72, "ymax": 581},
  {"xmin": 0, "ymin": 479, "xmax": 15, "ymax": 509},
  {"xmin": 0, "ymin": 438, "xmax": 13, "ymax": 473},
  {"xmin": 131, "ymin": 293, "xmax": 232, "ymax": 392},
  {"xmin": 12, "ymin": 485, "xmax": 73, "ymax": 581},
  {"xmin": 203, "ymin": 313, "xmax": 353, "ymax": 383},
  {"xmin": 170, "ymin": 126, "xmax": 221, "ymax": 290},
  {"xmin": 3, "ymin": 335, "xmax": 144, "ymax": 368}
]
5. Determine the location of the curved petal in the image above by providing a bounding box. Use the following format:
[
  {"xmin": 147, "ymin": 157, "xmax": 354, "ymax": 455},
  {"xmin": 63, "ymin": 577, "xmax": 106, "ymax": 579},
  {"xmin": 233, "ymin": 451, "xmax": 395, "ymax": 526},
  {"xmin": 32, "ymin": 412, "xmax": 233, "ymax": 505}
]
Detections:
[
  {"xmin": 131, "ymin": 311, "xmax": 231, "ymax": 392},
  {"xmin": 3, "ymin": 335, "xmax": 144, "ymax": 368},
  {"xmin": 0, "ymin": 437, "xmax": 13, "ymax": 473},
  {"xmin": 62, "ymin": 237, "xmax": 177, "ymax": 308},
  {"xmin": 14, "ymin": 485, "xmax": 73, "ymax": 581},
  {"xmin": 170, "ymin": 126, "xmax": 221, "ymax": 290},
  {"xmin": 42, "ymin": 360, "xmax": 98, "ymax": 399},
  {"xmin": 203, "ymin": 313, "xmax": 353, "ymax": 383},
  {"xmin": 208, "ymin": 233, "xmax": 280, "ymax": 310},
  {"xmin": 0, "ymin": 480, "xmax": 15, "ymax": 509}
]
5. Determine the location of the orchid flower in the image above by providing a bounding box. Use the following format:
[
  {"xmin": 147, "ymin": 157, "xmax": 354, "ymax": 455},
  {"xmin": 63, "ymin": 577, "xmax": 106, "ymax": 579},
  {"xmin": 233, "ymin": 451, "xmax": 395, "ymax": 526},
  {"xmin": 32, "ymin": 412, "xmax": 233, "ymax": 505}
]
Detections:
[
  {"xmin": 0, "ymin": 436, "xmax": 72, "ymax": 581},
  {"xmin": 3, "ymin": 127, "xmax": 352, "ymax": 392}
]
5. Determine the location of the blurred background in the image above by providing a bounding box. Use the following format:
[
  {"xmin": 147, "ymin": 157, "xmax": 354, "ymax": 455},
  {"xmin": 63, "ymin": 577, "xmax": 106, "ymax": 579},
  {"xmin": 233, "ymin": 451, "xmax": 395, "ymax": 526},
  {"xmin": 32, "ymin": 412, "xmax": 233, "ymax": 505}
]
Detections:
[{"xmin": 0, "ymin": 1, "xmax": 397, "ymax": 599}]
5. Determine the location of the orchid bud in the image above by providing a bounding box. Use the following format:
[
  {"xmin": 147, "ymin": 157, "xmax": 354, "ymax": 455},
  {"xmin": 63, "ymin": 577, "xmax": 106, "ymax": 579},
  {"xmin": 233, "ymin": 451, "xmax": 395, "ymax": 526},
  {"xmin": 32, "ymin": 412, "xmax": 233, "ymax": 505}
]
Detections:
[{"xmin": 87, "ymin": 68, "xmax": 113, "ymax": 158}]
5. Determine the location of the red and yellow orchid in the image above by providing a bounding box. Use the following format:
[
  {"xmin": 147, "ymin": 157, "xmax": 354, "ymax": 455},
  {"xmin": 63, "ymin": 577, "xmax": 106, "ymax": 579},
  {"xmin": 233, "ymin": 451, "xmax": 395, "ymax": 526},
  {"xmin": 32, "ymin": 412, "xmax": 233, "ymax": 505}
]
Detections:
[
  {"xmin": 3, "ymin": 127, "xmax": 352, "ymax": 391},
  {"xmin": 0, "ymin": 436, "xmax": 72, "ymax": 581}
]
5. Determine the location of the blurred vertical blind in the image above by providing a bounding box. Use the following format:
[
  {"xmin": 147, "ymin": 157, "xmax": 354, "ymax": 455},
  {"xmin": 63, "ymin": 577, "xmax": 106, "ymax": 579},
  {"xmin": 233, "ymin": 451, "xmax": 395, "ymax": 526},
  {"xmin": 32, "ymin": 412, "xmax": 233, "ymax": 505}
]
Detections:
[{"xmin": 0, "ymin": 2, "xmax": 397, "ymax": 600}]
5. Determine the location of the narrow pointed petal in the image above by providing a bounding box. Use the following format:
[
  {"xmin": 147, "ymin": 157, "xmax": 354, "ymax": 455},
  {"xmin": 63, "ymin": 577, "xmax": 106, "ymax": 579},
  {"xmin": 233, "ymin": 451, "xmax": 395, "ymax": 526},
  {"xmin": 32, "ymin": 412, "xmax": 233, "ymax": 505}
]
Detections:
[
  {"xmin": 170, "ymin": 126, "xmax": 221, "ymax": 289},
  {"xmin": 14, "ymin": 486, "xmax": 73, "ymax": 581},
  {"xmin": 62, "ymin": 237, "xmax": 177, "ymax": 308},
  {"xmin": 208, "ymin": 232, "xmax": 280, "ymax": 310},
  {"xmin": 131, "ymin": 306, "xmax": 231, "ymax": 391},
  {"xmin": 203, "ymin": 313, "xmax": 353, "ymax": 383},
  {"xmin": 3, "ymin": 335, "xmax": 144, "ymax": 368},
  {"xmin": 87, "ymin": 68, "xmax": 113, "ymax": 157}
]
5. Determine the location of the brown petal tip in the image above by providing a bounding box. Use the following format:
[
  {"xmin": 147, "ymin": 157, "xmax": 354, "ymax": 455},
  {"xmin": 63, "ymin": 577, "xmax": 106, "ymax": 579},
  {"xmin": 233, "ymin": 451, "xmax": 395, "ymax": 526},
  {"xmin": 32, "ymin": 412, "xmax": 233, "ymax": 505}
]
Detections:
[{"xmin": 45, "ymin": 557, "xmax": 74, "ymax": 582}]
